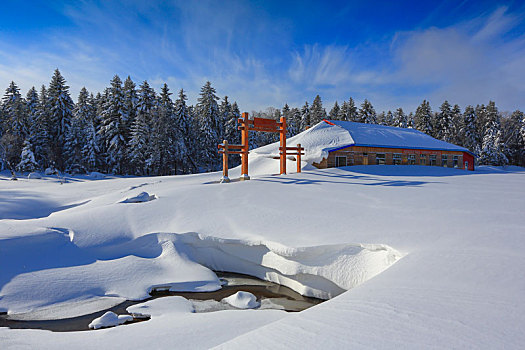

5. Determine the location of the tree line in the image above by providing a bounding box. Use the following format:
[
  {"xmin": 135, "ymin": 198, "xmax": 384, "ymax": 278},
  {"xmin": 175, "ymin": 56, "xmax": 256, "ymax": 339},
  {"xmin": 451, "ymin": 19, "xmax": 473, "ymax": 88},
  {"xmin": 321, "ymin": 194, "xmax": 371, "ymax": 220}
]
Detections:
[{"xmin": 1, "ymin": 69, "xmax": 524, "ymax": 177}]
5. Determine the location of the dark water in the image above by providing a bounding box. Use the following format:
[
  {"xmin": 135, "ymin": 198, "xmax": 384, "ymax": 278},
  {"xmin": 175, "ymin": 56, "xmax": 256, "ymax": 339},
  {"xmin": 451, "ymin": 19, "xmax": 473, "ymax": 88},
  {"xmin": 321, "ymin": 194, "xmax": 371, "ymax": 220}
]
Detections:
[{"xmin": 0, "ymin": 272, "xmax": 324, "ymax": 332}]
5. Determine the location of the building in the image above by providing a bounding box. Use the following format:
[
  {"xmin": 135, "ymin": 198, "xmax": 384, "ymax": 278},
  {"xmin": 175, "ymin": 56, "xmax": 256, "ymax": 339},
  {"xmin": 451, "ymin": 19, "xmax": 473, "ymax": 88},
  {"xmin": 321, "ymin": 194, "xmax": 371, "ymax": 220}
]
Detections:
[
  {"xmin": 313, "ymin": 120, "xmax": 475, "ymax": 170},
  {"xmin": 253, "ymin": 120, "xmax": 475, "ymax": 171}
]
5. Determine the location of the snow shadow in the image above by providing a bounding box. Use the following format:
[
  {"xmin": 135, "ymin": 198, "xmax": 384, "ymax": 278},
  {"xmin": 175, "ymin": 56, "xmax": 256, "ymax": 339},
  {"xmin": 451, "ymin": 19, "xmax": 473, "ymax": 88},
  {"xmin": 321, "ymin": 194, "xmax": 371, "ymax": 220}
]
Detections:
[
  {"xmin": 0, "ymin": 191, "xmax": 89, "ymax": 220},
  {"xmin": 323, "ymin": 165, "xmax": 525, "ymax": 177},
  {"xmin": 0, "ymin": 230, "xmax": 96, "ymax": 291},
  {"xmin": 255, "ymin": 172, "xmax": 432, "ymax": 187}
]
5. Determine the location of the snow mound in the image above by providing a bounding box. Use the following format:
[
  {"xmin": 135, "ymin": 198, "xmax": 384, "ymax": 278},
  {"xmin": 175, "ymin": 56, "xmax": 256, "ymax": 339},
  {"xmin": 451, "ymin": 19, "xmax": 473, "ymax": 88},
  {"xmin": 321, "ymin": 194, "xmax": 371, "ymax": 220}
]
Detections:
[
  {"xmin": 222, "ymin": 291, "xmax": 260, "ymax": 309},
  {"xmin": 44, "ymin": 167, "xmax": 57, "ymax": 175},
  {"xmin": 120, "ymin": 192, "xmax": 157, "ymax": 203},
  {"xmin": 252, "ymin": 121, "xmax": 355, "ymax": 164},
  {"xmin": 127, "ymin": 296, "xmax": 194, "ymax": 318},
  {"xmin": 88, "ymin": 311, "xmax": 133, "ymax": 329},
  {"xmin": 27, "ymin": 172, "xmax": 42, "ymax": 179},
  {"xmin": 89, "ymin": 171, "xmax": 106, "ymax": 179}
]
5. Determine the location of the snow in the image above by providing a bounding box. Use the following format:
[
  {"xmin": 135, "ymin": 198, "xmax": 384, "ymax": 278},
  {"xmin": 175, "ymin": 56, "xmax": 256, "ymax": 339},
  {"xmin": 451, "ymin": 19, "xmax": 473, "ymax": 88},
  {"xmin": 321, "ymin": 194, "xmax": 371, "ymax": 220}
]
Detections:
[
  {"xmin": 88, "ymin": 311, "xmax": 133, "ymax": 330},
  {"xmin": 119, "ymin": 191, "xmax": 156, "ymax": 203},
  {"xmin": 1, "ymin": 164, "xmax": 525, "ymax": 348},
  {"xmin": 27, "ymin": 172, "xmax": 42, "ymax": 179},
  {"xmin": 222, "ymin": 292, "xmax": 260, "ymax": 309}
]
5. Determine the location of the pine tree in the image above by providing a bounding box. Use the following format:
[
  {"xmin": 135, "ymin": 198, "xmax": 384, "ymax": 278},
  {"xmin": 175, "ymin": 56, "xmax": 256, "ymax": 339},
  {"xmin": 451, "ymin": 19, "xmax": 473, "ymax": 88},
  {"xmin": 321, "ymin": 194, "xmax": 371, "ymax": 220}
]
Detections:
[
  {"xmin": 129, "ymin": 81, "xmax": 155, "ymax": 175},
  {"xmin": 174, "ymin": 88, "xmax": 195, "ymax": 173},
  {"xmin": 358, "ymin": 99, "xmax": 377, "ymax": 124},
  {"xmin": 462, "ymin": 105, "xmax": 479, "ymax": 154},
  {"xmin": 394, "ymin": 108, "xmax": 407, "ymax": 128},
  {"xmin": 123, "ymin": 76, "xmax": 137, "ymax": 141},
  {"xmin": 219, "ymin": 96, "xmax": 232, "ymax": 142},
  {"xmin": 300, "ymin": 101, "xmax": 310, "ymax": 130},
  {"xmin": 381, "ymin": 111, "xmax": 394, "ymax": 126},
  {"xmin": 80, "ymin": 92, "xmax": 98, "ymax": 172},
  {"xmin": 224, "ymin": 101, "xmax": 241, "ymax": 168},
  {"xmin": 310, "ymin": 95, "xmax": 326, "ymax": 125},
  {"xmin": 1, "ymin": 81, "xmax": 27, "ymax": 168},
  {"xmin": 479, "ymin": 101, "xmax": 507, "ymax": 165},
  {"xmin": 436, "ymin": 100, "xmax": 454, "ymax": 142},
  {"xmin": 47, "ymin": 69, "xmax": 74, "ymax": 170},
  {"xmin": 99, "ymin": 76, "xmax": 128, "ymax": 173},
  {"xmin": 347, "ymin": 97, "xmax": 358, "ymax": 121},
  {"xmin": 152, "ymin": 83, "xmax": 179, "ymax": 175},
  {"xmin": 329, "ymin": 101, "xmax": 340, "ymax": 120},
  {"xmin": 195, "ymin": 81, "xmax": 221, "ymax": 171},
  {"xmin": 414, "ymin": 100, "xmax": 433, "ymax": 135},
  {"xmin": 16, "ymin": 139, "xmax": 38, "ymax": 172},
  {"xmin": 502, "ymin": 110, "xmax": 525, "ymax": 166},
  {"xmin": 282, "ymin": 104, "xmax": 298, "ymax": 137},
  {"xmin": 25, "ymin": 87, "xmax": 43, "ymax": 170}
]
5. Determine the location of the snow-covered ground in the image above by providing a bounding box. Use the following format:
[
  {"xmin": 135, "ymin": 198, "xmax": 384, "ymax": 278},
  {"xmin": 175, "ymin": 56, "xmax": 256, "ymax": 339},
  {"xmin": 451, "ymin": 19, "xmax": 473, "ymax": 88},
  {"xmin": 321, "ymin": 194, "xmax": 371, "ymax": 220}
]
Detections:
[{"xmin": 1, "ymin": 162, "xmax": 524, "ymax": 349}]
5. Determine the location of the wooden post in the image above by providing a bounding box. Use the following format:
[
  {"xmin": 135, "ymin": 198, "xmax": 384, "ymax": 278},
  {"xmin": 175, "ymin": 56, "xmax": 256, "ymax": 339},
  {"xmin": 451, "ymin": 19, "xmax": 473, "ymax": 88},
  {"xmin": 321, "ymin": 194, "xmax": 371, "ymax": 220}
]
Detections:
[
  {"xmin": 280, "ymin": 116, "xmax": 287, "ymax": 175},
  {"xmin": 220, "ymin": 140, "xmax": 230, "ymax": 183},
  {"xmin": 297, "ymin": 143, "xmax": 302, "ymax": 173},
  {"xmin": 240, "ymin": 112, "xmax": 250, "ymax": 180}
]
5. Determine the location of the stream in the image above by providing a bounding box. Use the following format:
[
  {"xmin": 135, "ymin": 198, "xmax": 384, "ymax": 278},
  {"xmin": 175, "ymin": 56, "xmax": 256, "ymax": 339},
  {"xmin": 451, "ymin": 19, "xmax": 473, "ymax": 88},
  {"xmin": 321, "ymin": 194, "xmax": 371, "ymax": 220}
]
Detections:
[{"xmin": 0, "ymin": 272, "xmax": 325, "ymax": 332}]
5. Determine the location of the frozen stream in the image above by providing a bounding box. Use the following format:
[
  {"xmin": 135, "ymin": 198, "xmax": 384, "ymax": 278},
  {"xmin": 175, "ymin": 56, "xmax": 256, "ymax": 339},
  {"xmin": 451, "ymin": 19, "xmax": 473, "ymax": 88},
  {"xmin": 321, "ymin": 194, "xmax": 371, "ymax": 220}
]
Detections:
[{"xmin": 0, "ymin": 272, "xmax": 324, "ymax": 332}]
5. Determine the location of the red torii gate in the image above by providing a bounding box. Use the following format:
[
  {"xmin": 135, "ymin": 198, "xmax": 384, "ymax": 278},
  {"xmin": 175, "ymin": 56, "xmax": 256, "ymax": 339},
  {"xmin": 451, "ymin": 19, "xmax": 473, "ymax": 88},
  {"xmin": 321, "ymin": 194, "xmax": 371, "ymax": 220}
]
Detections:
[{"xmin": 218, "ymin": 112, "xmax": 304, "ymax": 182}]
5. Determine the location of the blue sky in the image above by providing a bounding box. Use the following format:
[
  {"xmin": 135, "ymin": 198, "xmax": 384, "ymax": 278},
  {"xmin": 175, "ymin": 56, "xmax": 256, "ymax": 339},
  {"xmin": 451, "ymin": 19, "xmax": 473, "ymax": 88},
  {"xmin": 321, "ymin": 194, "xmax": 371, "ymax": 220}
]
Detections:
[{"xmin": 1, "ymin": 0, "xmax": 524, "ymax": 113}]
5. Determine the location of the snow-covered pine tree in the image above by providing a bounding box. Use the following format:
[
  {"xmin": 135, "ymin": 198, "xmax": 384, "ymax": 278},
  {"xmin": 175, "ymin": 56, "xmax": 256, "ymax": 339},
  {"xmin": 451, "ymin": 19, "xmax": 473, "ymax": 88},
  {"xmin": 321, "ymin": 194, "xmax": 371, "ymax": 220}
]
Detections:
[
  {"xmin": 300, "ymin": 101, "xmax": 310, "ymax": 130},
  {"xmin": 347, "ymin": 97, "xmax": 358, "ymax": 122},
  {"xmin": 329, "ymin": 101, "xmax": 340, "ymax": 120},
  {"xmin": 64, "ymin": 112, "xmax": 84, "ymax": 173},
  {"xmin": 501, "ymin": 110, "xmax": 525, "ymax": 166},
  {"xmin": 1, "ymin": 81, "xmax": 27, "ymax": 168},
  {"xmin": 219, "ymin": 96, "xmax": 232, "ymax": 142},
  {"xmin": 174, "ymin": 89, "xmax": 195, "ymax": 173},
  {"xmin": 414, "ymin": 100, "xmax": 433, "ymax": 136},
  {"xmin": 47, "ymin": 69, "xmax": 74, "ymax": 171},
  {"xmin": 282, "ymin": 104, "xmax": 297, "ymax": 137},
  {"xmin": 384, "ymin": 111, "xmax": 394, "ymax": 126},
  {"xmin": 377, "ymin": 111, "xmax": 386, "ymax": 125},
  {"xmin": 436, "ymin": 100, "xmax": 454, "ymax": 142},
  {"xmin": 195, "ymin": 81, "xmax": 221, "ymax": 171},
  {"xmin": 450, "ymin": 104, "xmax": 462, "ymax": 145},
  {"xmin": 123, "ymin": 76, "xmax": 137, "ymax": 142},
  {"xmin": 35, "ymin": 85, "xmax": 51, "ymax": 168},
  {"xmin": 358, "ymin": 99, "xmax": 377, "ymax": 124},
  {"xmin": 26, "ymin": 87, "xmax": 45, "ymax": 169},
  {"xmin": 310, "ymin": 95, "xmax": 326, "ymax": 126},
  {"xmin": 16, "ymin": 139, "xmax": 38, "ymax": 173},
  {"xmin": 99, "ymin": 76, "xmax": 129, "ymax": 174},
  {"xmin": 152, "ymin": 83, "xmax": 179, "ymax": 175},
  {"xmin": 338, "ymin": 101, "xmax": 349, "ymax": 121},
  {"xmin": 394, "ymin": 108, "xmax": 407, "ymax": 128},
  {"xmin": 129, "ymin": 81, "xmax": 155, "ymax": 175},
  {"xmin": 479, "ymin": 101, "xmax": 507, "ymax": 165},
  {"xmin": 462, "ymin": 105, "xmax": 479, "ymax": 154},
  {"xmin": 80, "ymin": 92, "xmax": 99, "ymax": 172},
  {"xmin": 223, "ymin": 101, "xmax": 241, "ymax": 168},
  {"xmin": 290, "ymin": 107, "xmax": 301, "ymax": 136}
]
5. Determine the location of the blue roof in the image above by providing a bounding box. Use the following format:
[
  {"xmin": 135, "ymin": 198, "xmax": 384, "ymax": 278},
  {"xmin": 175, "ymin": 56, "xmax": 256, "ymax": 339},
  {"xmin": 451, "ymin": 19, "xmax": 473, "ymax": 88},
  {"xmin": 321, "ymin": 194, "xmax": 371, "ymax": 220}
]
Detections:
[{"xmin": 325, "ymin": 120, "xmax": 475, "ymax": 156}]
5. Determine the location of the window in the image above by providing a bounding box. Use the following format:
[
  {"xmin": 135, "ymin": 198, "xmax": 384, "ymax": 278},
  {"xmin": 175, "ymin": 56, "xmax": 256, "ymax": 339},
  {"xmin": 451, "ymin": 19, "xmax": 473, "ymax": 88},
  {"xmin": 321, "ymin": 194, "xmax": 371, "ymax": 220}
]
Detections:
[
  {"xmin": 441, "ymin": 154, "xmax": 448, "ymax": 167},
  {"xmin": 408, "ymin": 154, "xmax": 416, "ymax": 165},
  {"xmin": 453, "ymin": 155, "xmax": 459, "ymax": 168},
  {"xmin": 419, "ymin": 154, "xmax": 426, "ymax": 165},
  {"xmin": 393, "ymin": 153, "xmax": 402, "ymax": 165},
  {"xmin": 429, "ymin": 155, "xmax": 437, "ymax": 166},
  {"xmin": 376, "ymin": 153, "xmax": 386, "ymax": 165},
  {"xmin": 335, "ymin": 156, "xmax": 347, "ymax": 167}
]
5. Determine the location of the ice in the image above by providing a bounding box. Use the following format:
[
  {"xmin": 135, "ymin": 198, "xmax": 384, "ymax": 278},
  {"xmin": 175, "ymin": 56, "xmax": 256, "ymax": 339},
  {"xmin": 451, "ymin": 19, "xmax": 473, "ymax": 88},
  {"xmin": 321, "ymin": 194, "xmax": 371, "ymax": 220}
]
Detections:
[
  {"xmin": 88, "ymin": 311, "xmax": 133, "ymax": 330},
  {"xmin": 222, "ymin": 292, "xmax": 260, "ymax": 309}
]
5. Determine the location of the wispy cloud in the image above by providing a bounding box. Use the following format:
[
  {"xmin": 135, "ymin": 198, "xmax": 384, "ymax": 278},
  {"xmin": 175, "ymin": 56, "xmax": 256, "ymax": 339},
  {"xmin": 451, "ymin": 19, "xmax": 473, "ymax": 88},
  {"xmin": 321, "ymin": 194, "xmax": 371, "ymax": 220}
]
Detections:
[{"xmin": 0, "ymin": 2, "xmax": 524, "ymax": 114}]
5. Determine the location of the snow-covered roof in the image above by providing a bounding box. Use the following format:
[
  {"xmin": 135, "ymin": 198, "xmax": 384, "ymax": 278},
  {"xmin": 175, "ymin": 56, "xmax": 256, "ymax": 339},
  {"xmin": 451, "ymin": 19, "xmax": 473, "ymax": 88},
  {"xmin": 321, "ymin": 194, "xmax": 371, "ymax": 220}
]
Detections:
[
  {"xmin": 326, "ymin": 120, "xmax": 473, "ymax": 155},
  {"xmin": 253, "ymin": 120, "xmax": 474, "ymax": 164}
]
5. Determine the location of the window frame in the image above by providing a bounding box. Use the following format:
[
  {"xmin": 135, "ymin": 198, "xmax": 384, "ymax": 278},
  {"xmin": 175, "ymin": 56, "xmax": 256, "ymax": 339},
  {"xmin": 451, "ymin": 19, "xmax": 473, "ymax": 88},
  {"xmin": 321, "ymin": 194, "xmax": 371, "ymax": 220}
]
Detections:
[
  {"xmin": 393, "ymin": 153, "xmax": 402, "ymax": 165},
  {"xmin": 335, "ymin": 156, "xmax": 347, "ymax": 167},
  {"xmin": 376, "ymin": 153, "xmax": 386, "ymax": 165}
]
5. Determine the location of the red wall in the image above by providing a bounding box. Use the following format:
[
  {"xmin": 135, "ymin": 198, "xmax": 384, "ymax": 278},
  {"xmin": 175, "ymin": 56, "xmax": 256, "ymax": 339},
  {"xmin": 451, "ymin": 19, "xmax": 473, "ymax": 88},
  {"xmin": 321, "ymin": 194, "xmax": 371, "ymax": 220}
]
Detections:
[{"xmin": 463, "ymin": 152, "xmax": 475, "ymax": 171}]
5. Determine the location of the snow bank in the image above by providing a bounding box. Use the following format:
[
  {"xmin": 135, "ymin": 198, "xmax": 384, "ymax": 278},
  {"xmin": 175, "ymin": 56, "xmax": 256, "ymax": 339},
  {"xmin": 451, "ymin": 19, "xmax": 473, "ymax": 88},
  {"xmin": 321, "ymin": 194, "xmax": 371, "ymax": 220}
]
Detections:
[
  {"xmin": 88, "ymin": 311, "xmax": 133, "ymax": 330},
  {"xmin": 89, "ymin": 171, "xmax": 105, "ymax": 179},
  {"xmin": 27, "ymin": 172, "xmax": 42, "ymax": 179},
  {"xmin": 222, "ymin": 292, "xmax": 260, "ymax": 309},
  {"xmin": 120, "ymin": 191, "xmax": 157, "ymax": 203},
  {"xmin": 253, "ymin": 121, "xmax": 354, "ymax": 164}
]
